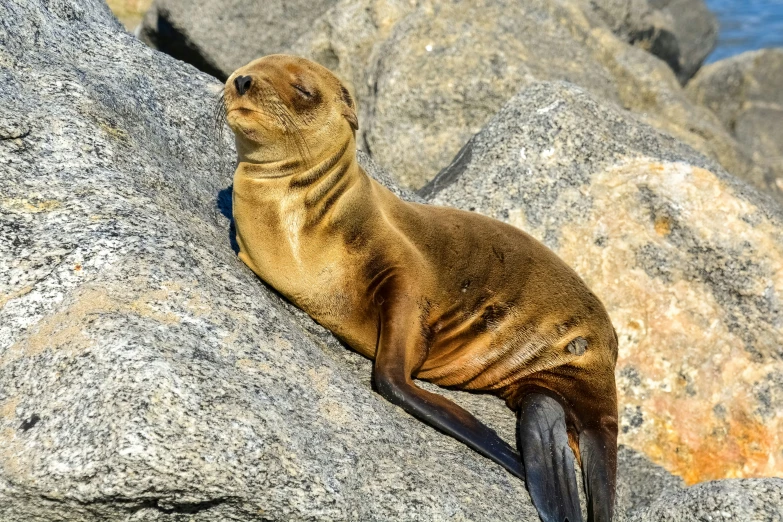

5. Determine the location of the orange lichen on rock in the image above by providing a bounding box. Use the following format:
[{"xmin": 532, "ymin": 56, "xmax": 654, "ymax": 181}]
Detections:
[{"xmin": 510, "ymin": 160, "xmax": 783, "ymax": 483}]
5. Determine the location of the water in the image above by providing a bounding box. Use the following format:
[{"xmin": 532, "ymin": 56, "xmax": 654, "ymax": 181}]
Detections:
[{"xmin": 705, "ymin": 0, "xmax": 783, "ymax": 62}]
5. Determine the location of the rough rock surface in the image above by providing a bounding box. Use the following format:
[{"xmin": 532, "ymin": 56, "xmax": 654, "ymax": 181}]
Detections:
[
  {"xmin": 138, "ymin": 0, "xmax": 338, "ymax": 79},
  {"xmin": 1, "ymin": 0, "xmax": 780, "ymax": 520},
  {"xmin": 0, "ymin": 1, "xmax": 539, "ymax": 520},
  {"xmin": 628, "ymin": 478, "xmax": 783, "ymax": 522},
  {"xmin": 293, "ymin": 0, "xmax": 775, "ymax": 201},
  {"xmin": 136, "ymin": 0, "xmax": 776, "ymax": 203},
  {"xmin": 588, "ymin": 0, "xmax": 718, "ymax": 83},
  {"xmin": 423, "ymin": 82, "xmax": 783, "ymax": 484},
  {"xmin": 290, "ymin": 0, "xmax": 420, "ymax": 123},
  {"xmin": 105, "ymin": 0, "xmax": 152, "ymax": 30},
  {"xmin": 687, "ymin": 48, "xmax": 783, "ymax": 196}
]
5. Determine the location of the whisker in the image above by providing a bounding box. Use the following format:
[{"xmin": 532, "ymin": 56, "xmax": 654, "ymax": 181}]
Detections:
[
  {"xmin": 273, "ymin": 103, "xmax": 311, "ymax": 167},
  {"xmin": 212, "ymin": 89, "xmax": 228, "ymax": 145}
]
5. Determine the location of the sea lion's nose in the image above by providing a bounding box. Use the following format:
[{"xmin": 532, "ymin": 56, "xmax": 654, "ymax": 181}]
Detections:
[{"xmin": 234, "ymin": 75, "xmax": 252, "ymax": 95}]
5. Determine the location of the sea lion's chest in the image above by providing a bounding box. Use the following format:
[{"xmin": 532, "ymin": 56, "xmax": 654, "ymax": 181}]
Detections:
[{"xmin": 233, "ymin": 174, "xmax": 373, "ymax": 342}]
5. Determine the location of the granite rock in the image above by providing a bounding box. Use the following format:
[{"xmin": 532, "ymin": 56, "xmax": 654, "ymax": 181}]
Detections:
[
  {"xmin": 687, "ymin": 48, "xmax": 783, "ymax": 197},
  {"xmin": 628, "ymin": 478, "xmax": 783, "ymax": 522},
  {"xmin": 588, "ymin": 0, "xmax": 718, "ymax": 83},
  {"xmin": 290, "ymin": 0, "xmax": 420, "ymax": 127},
  {"xmin": 105, "ymin": 0, "xmax": 152, "ymax": 30},
  {"xmin": 138, "ymin": 0, "xmax": 338, "ymax": 79},
  {"xmin": 304, "ymin": 0, "xmax": 771, "ymax": 200},
  {"xmin": 138, "ymin": 0, "xmax": 774, "ymax": 202},
  {"xmin": 423, "ymin": 81, "xmax": 783, "ymax": 484},
  {"xmin": 1, "ymin": 0, "xmax": 780, "ymax": 519},
  {"xmin": 0, "ymin": 0, "xmax": 540, "ymax": 520}
]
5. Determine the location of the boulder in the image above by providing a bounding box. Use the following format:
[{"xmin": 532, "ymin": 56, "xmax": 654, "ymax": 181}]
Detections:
[
  {"xmin": 138, "ymin": 0, "xmax": 338, "ymax": 80},
  {"xmin": 687, "ymin": 48, "xmax": 783, "ymax": 195},
  {"xmin": 105, "ymin": 0, "xmax": 153, "ymax": 30},
  {"xmin": 135, "ymin": 0, "xmax": 776, "ymax": 203},
  {"xmin": 1, "ymin": 0, "xmax": 779, "ymax": 520},
  {"xmin": 0, "ymin": 1, "xmax": 540, "ymax": 520},
  {"xmin": 588, "ymin": 0, "xmax": 718, "ymax": 83},
  {"xmin": 292, "ymin": 0, "xmax": 777, "ymax": 204},
  {"xmin": 422, "ymin": 81, "xmax": 783, "ymax": 484},
  {"xmin": 290, "ymin": 0, "xmax": 420, "ymax": 124},
  {"xmin": 628, "ymin": 478, "xmax": 783, "ymax": 522}
]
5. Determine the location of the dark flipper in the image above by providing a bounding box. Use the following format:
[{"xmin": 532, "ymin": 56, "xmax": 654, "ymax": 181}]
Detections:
[
  {"xmin": 517, "ymin": 393, "xmax": 583, "ymax": 522},
  {"xmin": 374, "ymin": 372, "xmax": 525, "ymax": 480},
  {"xmin": 579, "ymin": 428, "xmax": 616, "ymax": 522},
  {"xmin": 373, "ymin": 289, "xmax": 525, "ymax": 480}
]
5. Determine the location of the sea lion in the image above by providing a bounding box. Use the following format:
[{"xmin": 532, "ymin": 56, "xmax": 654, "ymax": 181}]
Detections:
[{"xmin": 223, "ymin": 54, "xmax": 618, "ymax": 522}]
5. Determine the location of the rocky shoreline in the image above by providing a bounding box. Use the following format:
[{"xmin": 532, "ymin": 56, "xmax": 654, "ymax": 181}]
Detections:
[{"xmin": 1, "ymin": 0, "xmax": 782, "ymax": 520}]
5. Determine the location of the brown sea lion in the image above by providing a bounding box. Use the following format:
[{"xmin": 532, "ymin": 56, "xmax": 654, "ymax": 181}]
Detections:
[{"xmin": 223, "ymin": 54, "xmax": 618, "ymax": 522}]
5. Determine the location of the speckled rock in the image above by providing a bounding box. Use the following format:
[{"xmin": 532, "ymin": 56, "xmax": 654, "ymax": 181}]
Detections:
[
  {"xmin": 105, "ymin": 0, "xmax": 152, "ymax": 30},
  {"xmin": 628, "ymin": 478, "xmax": 783, "ymax": 522},
  {"xmin": 290, "ymin": 0, "xmax": 420, "ymax": 125},
  {"xmin": 138, "ymin": 0, "xmax": 338, "ymax": 79},
  {"xmin": 588, "ymin": 0, "xmax": 718, "ymax": 83},
  {"xmin": 341, "ymin": 0, "xmax": 772, "ymax": 199},
  {"xmin": 2, "ymin": 1, "xmax": 779, "ymax": 520},
  {"xmin": 1, "ymin": 0, "xmax": 544, "ymax": 520},
  {"xmin": 423, "ymin": 82, "xmax": 783, "ymax": 484},
  {"xmin": 687, "ymin": 48, "xmax": 783, "ymax": 196},
  {"xmin": 137, "ymin": 0, "xmax": 774, "ymax": 202}
]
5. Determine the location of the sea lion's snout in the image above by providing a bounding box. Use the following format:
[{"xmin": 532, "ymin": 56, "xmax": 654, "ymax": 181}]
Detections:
[
  {"xmin": 225, "ymin": 55, "xmax": 359, "ymax": 164},
  {"xmin": 234, "ymin": 75, "xmax": 252, "ymax": 95}
]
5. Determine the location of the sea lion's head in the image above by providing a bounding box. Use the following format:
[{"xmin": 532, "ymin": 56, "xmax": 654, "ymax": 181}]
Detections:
[{"xmin": 223, "ymin": 54, "xmax": 358, "ymax": 165}]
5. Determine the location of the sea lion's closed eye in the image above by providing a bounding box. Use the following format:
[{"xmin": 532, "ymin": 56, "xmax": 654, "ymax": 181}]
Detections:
[{"xmin": 292, "ymin": 83, "xmax": 313, "ymax": 98}]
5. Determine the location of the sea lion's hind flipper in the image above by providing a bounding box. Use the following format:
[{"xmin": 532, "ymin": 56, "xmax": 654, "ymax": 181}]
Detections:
[
  {"xmin": 579, "ymin": 427, "xmax": 616, "ymax": 522},
  {"xmin": 373, "ymin": 292, "xmax": 524, "ymax": 480},
  {"xmin": 517, "ymin": 393, "xmax": 583, "ymax": 522}
]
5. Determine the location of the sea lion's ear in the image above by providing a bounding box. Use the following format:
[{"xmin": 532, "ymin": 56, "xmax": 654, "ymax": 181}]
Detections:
[{"xmin": 340, "ymin": 85, "xmax": 359, "ymax": 131}]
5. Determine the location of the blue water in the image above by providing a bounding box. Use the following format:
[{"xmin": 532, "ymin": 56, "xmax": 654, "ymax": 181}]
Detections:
[{"xmin": 705, "ymin": 0, "xmax": 783, "ymax": 62}]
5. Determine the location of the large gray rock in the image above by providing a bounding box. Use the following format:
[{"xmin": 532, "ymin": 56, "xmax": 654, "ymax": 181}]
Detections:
[
  {"xmin": 290, "ymin": 0, "xmax": 420, "ymax": 125},
  {"xmin": 292, "ymin": 0, "xmax": 776, "ymax": 203},
  {"xmin": 422, "ymin": 81, "xmax": 783, "ymax": 485},
  {"xmin": 0, "ymin": 1, "xmax": 542, "ymax": 520},
  {"xmin": 628, "ymin": 478, "xmax": 783, "ymax": 522},
  {"xmin": 138, "ymin": 0, "xmax": 338, "ymax": 79},
  {"xmin": 588, "ymin": 0, "xmax": 719, "ymax": 83},
  {"xmin": 135, "ymin": 0, "xmax": 776, "ymax": 202},
  {"xmin": 687, "ymin": 48, "xmax": 783, "ymax": 195},
  {"xmin": 1, "ymin": 1, "xmax": 778, "ymax": 520},
  {"xmin": 368, "ymin": 0, "xmax": 766, "ymax": 194}
]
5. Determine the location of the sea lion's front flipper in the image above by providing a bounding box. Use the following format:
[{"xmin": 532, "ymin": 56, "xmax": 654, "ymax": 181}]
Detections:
[
  {"xmin": 517, "ymin": 393, "xmax": 583, "ymax": 522},
  {"xmin": 373, "ymin": 291, "xmax": 524, "ymax": 480}
]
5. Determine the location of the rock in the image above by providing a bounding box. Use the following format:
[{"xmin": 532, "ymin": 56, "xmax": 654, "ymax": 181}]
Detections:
[
  {"xmin": 1, "ymin": 1, "xmax": 778, "ymax": 519},
  {"xmin": 105, "ymin": 0, "xmax": 153, "ymax": 30},
  {"xmin": 138, "ymin": 0, "xmax": 775, "ymax": 203},
  {"xmin": 628, "ymin": 478, "xmax": 783, "ymax": 522},
  {"xmin": 687, "ymin": 48, "xmax": 783, "ymax": 197},
  {"xmin": 138, "ymin": 0, "xmax": 338, "ymax": 80},
  {"xmin": 295, "ymin": 0, "xmax": 773, "ymax": 202},
  {"xmin": 290, "ymin": 0, "xmax": 420, "ymax": 124},
  {"xmin": 0, "ymin": 1, "xmax": 544, "ymax": 520},
  {"xmin": 588, "ymin": 0, "xmax": 718, "ymax": 83},
  {"xmin": 615, "ymin": 445, "xmax": 685, "ymax": 515},
  {"xmin": 422, "ymin": 81, "xmax": 783, "ymax": 484}
]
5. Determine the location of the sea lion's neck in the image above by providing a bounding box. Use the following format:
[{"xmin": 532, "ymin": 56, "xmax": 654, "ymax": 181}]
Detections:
[
  {"xmin": 236, "ymin": 136, "xmax": 366, "ymax": 231},
  {"xmin": 236, "ymin": 136, "xmax": 358, "ymax": 183}
]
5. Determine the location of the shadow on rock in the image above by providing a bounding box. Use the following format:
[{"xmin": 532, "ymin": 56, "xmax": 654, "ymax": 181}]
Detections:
[{"xmin": 216, "ymin": 185, "xmax": 239, "ymax": 255}]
